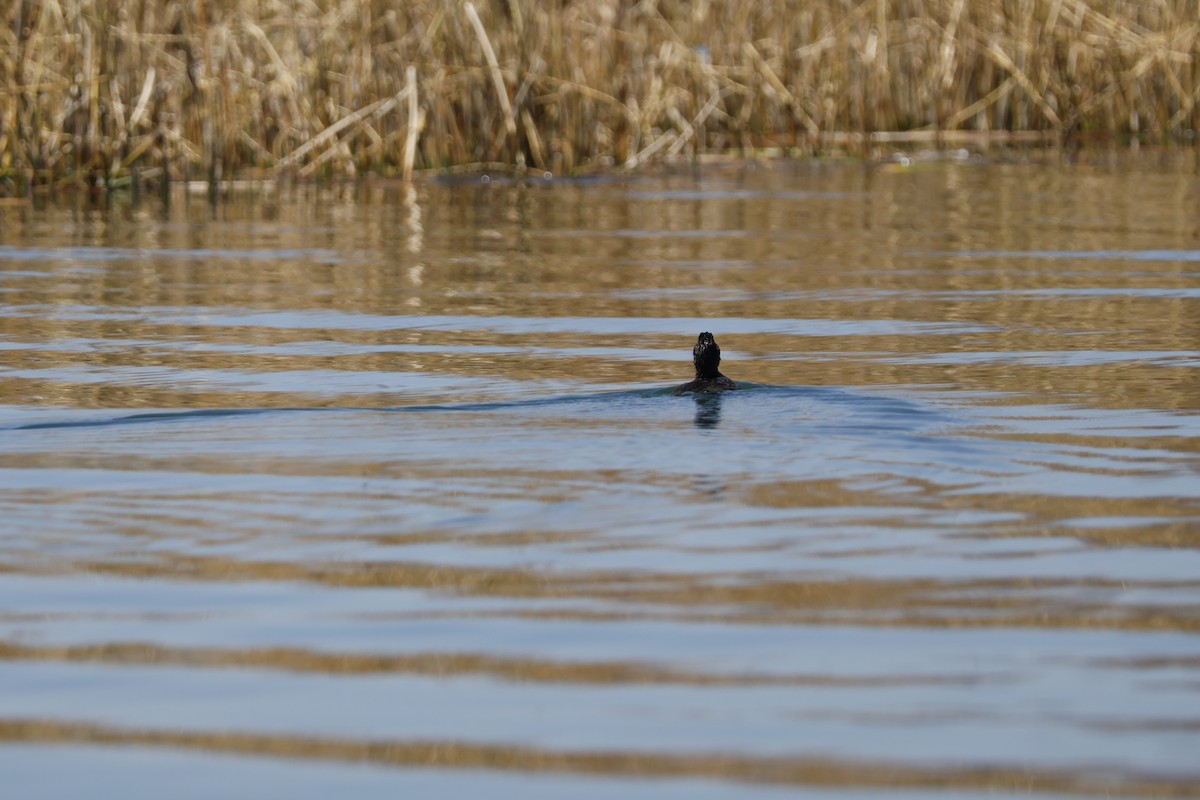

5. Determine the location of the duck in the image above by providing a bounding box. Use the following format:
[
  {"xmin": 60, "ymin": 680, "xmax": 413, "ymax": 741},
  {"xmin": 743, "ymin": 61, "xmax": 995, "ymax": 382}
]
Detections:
[{"xmin": 673, "ymin": 332, "xmax": 738, "ymax": 395}]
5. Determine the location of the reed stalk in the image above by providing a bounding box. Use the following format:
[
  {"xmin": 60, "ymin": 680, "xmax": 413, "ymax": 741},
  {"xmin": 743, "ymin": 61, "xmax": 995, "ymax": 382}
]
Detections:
[{"xmin": 1, "ymin": 0, "xmax": 1198, "ymax": 188}]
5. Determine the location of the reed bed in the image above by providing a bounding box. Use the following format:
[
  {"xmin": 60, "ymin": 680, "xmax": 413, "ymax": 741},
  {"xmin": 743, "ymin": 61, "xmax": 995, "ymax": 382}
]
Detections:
[{"xmin": 2, "ymin": 0, "xmax": 1198, "ymax": 187}]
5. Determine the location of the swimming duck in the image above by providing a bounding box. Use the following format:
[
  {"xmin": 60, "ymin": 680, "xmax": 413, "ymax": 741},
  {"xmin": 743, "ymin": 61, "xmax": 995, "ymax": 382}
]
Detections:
[{"xmin": 673, "ymin": 332, "xmax": 738, "ymax": 395}]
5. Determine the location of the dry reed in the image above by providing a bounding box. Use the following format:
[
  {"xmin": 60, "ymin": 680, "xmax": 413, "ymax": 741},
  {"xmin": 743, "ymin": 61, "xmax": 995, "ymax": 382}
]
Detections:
[{"xmin": 2, "ymin": 0, "xmax": 1198, "ymax": 189}]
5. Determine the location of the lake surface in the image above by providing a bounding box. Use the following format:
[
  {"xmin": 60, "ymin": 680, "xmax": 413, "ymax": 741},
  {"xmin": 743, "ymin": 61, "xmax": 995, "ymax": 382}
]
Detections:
[{"xmin": 1, "ymin": 153, "xmax": 1199, "ymax": 798}]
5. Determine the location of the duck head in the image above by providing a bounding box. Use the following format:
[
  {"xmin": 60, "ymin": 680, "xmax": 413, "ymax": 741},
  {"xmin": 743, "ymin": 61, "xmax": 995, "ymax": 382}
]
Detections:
[{"xmin": 693, "ymin": 331, "xmax": 722, "ymax": 379}]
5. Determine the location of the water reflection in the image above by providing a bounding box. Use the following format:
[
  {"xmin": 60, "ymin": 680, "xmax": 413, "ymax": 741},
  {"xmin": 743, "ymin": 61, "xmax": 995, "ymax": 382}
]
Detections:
[
  {"xmin": 1, "ymin": 156, "xmax": 1199, "ymax": 798},
  {"xmin": 404, "ymin": 183, "xmax": 423, "ymax": 256},
  {"xmin": 691, "ymin": 392, "xmax": 723, "ymax": 429}
]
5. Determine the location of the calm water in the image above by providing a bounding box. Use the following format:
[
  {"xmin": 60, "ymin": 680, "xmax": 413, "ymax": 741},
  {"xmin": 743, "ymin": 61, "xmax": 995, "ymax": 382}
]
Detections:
[{"xmin": 2, "ymin": 155, "xmax": 1199, "ymax": 798}]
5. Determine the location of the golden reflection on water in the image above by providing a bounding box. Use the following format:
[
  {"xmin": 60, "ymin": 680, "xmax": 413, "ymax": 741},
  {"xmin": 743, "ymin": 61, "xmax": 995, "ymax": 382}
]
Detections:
[
  {"xmin": 2, "ymin": 156, "xmax": 1199, "ymax": 795},
  {"xmin": 0, "ymin": 545, "xmax": 1193, "ymax": 633},
  {"xmin": 0, "ymin": 161, "xmax": 1196, "ymax": 411},
  {"xmin": 3, "ymin": 717, "xmax": 1187, "ymax": 797}
]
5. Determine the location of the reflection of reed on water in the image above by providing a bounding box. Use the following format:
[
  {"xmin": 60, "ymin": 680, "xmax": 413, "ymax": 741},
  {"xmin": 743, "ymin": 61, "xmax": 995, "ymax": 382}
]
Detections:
[
  {"xmin": 1, "ymin": 162, "xmax": 1196, "ymax": 411},
  {"xmin": 5, "ymin": 717, "xmax": 1188, "ymax": 796},
  {"xmin": 2, "ymin": 165, "xmax": 1199, "ymax": 796}
]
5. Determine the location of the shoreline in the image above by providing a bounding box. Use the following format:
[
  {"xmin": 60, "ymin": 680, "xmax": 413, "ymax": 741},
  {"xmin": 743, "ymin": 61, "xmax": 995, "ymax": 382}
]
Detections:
[{"xmin": 6, "ymin": 140, "xmax": 1198, "ymax": 203}]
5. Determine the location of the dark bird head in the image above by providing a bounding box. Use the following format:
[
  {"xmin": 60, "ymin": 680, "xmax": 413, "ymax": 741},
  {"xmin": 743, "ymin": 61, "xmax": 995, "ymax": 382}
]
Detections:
[{"xmin": 692, "ymin": 331, "xmax": 722, "ymax": 379}]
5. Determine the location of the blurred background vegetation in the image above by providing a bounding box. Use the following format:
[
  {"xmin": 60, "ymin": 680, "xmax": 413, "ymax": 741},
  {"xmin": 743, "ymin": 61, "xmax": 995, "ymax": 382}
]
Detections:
[{"xmin": 2, "ymin": 0, "xmax": 1198, "ymax": 187}]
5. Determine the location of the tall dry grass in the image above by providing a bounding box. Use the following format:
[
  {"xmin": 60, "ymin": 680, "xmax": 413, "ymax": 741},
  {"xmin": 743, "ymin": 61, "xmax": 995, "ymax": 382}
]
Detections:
[{"xmin": 2, "ymin": 0, "xmax": 1198, "ymax": 188}]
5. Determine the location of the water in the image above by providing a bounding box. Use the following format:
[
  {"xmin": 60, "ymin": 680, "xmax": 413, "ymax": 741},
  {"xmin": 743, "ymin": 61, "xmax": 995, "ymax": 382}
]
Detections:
[{"xmin": 1, "ymin": 155, "xmax": 1199, "ymax": 797}]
